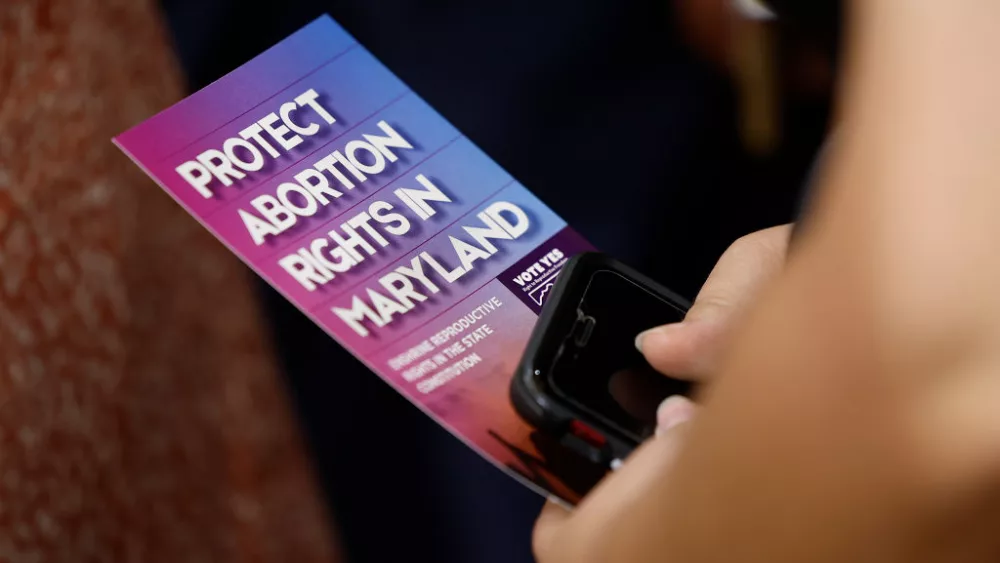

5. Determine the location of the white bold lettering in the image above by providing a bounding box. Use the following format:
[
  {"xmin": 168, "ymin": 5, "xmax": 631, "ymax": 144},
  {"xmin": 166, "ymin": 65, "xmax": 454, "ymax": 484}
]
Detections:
[
  {"xmin": 276, "ymin": 182, "xmax": 319, "ymax": 216},
  {"xmin": 295, "ymin": 168, "xmax": 343, "ymax": 204},
  {"xmin": 347, "ymin": 212, "xmax": 389, "ymax": 247},
  {"xmin": 363, "ymin": 120, "xmax": 413, "ymax": 162},
  {"xmin": 368, "ymin": 288, "xmax": 408, "ymax": 326},
  {"xmin": 464, "ymin": 211, "xmax": 514, "ymax": 253},
  {"xmin": 395, "ymin": 174, "xmax": 452, "ymax": 220},
  {"xmin": 314, "ymin": 153, "xmax": 357, "ymax": 190},
  {"xmin": 483, "ymin": 201, "xmax": 530, "ymax": 238},
  {"xmin": 396, "ymin": 256, "xmax": 440, "ymax": 294},
  {"xmin": 239, "ymin": 123, "xmax": 280, "ymax": 158},
  {"xmin": 295, "ymin": 89, "xmax": 337, "ymax": 125},
  {"xmin": 250, "ymin": 194, "xmax": 297, "ymax": 233},
  {"xmin": 259, "ymin": 112, "xmax": 302, "ymax": 151},
  {"xmin": 280, "ymin": 101, "xmax": 320, "ymax": 137},
  {"xmin": 369, "ymin": 200, "xmax": 410, "ymax": 236},
  {"xmin": 176, "ymin": 160, "xmax": 215, "ymax": 198},
  {"xmin": 451, "ymin": 236, "xmax": 492, "ymax": 271},
  {"xmin": 279, "ymin": 253, "xmax": 329, "ymax": 291},
  {"xmin": 240, "ymin": 208, "xmax": 283, "ymax": 246},
  {"xmin": 379, "ymin": 272, "xmax": 427, "ymax": 310},
  {"xmin": 223, "ymin": 137, "xmax": 265, "ymax": 172},
  {"xmin": 333, "ymin": 295, "xmax": 385, "ymax": 337},
  {"xmin": 196, "ymin": 149, "xmax": 246, "ymax": 186},
  {"xmin": 344, "ymin": 140, "xmax": 386, "ymax": 175}
]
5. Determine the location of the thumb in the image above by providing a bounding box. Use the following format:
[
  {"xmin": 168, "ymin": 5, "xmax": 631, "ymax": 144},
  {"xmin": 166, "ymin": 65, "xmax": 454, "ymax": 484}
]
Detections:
[
  {"xmin": 638, "ymin": 224, "xmax": 791, "ymax": 379},
  {"xmin": 532, "ymin": 396, "xmax": 697, "ymax": 563}
]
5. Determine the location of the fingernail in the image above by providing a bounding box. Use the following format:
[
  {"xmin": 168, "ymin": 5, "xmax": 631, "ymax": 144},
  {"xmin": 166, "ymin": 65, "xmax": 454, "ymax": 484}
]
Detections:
[
  {"xmin": 656, "ymin": 395, "xmax": 695, "ymax": 436},
  {"xmin": 635, "ymin": 323, "xmax": 684, "ymax": 353},
  {"xmin": 634, "ymin": 330, "xmax": 651, "ymax": 353}
]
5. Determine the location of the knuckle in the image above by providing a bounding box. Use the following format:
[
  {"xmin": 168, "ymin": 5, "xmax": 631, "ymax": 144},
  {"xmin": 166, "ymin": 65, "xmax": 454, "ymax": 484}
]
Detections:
[
  {"xmin": 728, "ymin": 231, "xmax": 767, "ymax": 257},
  {"xmin": 692, "ymin": 293, "xmax": 734, "ymax": 312},
  {"xmin": 728, "ymin": 225, "xmax": 790, "ymax": 257}
]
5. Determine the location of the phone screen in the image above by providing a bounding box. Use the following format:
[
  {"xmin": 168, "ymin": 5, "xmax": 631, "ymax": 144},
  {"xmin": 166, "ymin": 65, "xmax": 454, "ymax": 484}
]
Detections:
[{"xmin": 547, "ymin": 269, "xmax": 691, "ymax": 443}]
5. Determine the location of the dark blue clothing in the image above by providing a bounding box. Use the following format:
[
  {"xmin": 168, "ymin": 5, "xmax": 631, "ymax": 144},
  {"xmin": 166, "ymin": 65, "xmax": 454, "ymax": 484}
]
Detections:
[{"xmin": 159, "ymin": 2, "xmax": 825, "ymax": 561}]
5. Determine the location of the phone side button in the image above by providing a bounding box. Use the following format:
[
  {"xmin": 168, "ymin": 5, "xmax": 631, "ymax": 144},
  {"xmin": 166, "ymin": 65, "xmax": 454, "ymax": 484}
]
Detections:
[
  {"xmin": 569, "ymin": 419, "xmax": 607, "ymax": 448},
  {"xmin": 559, "ymin": 420, "xmax": 611, "ymax": 466}
]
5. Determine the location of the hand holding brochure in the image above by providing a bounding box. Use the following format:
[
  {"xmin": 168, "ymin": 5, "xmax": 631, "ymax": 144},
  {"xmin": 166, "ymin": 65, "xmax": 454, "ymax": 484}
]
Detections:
[{"xmin": 115, "ymin": 15, "xmax": 601, "ymax": 504}]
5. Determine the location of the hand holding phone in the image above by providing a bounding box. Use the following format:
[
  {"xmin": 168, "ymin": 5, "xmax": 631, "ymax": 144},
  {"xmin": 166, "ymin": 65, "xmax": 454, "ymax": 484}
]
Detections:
[{"xmin": 511, "ymin": 253, "xmax": 694, "ymax": 468}]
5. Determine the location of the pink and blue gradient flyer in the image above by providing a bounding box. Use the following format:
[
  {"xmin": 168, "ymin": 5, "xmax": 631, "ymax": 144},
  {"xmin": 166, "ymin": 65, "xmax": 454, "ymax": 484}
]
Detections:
[{"xmin": 115, "ymin": 15, "xmax": 597, "ymax": 503}]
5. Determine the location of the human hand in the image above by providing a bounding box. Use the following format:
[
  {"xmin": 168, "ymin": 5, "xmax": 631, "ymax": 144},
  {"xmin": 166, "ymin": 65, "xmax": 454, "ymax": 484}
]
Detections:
[
  {"xmin": 532, "ymin": 393, "xmax": 697, "ymax": 563},
  {"xmin": 534, "ymin": 224, "xmax": 791, "ymax": 561},
  {"xmin": 636, "ymin": 224, "xmax": 792, "ymax": 380},
  {"xmin": 537, "ymin": 1, "xmax": 1000, "ymax": 561}
]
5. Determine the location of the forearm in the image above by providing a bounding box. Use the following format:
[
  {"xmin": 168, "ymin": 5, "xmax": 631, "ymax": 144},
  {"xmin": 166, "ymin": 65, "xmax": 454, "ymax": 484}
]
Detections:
[
  {"xmin": 605, "ymin": 2, "xmax": 1000, "ymax": 561},
  {"xmin": 835, "ymin": 0, "xmax": 1000, "ymax": 341}
]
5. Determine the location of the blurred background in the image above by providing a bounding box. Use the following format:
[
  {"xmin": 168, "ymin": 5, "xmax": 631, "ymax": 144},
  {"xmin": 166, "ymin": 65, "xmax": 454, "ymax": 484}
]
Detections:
[{"xmin": 1, "ymin": 0, "xmax": 830, "ymax": 561}]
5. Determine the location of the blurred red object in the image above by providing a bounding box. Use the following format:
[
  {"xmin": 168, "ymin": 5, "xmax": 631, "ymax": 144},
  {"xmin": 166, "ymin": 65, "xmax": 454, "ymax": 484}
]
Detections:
[{"xmin": 0, "ymin": 1, "xmax": 341, "ymax": 561}]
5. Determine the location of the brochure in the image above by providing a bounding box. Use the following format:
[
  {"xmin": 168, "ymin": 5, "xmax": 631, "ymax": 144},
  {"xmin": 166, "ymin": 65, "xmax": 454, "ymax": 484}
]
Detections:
[{"xmin": 115, "ymin": 15, "xmax": 602, "ymax": 504}]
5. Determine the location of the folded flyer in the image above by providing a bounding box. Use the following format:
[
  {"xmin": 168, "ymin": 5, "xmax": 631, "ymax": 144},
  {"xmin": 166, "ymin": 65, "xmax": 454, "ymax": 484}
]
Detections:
[{"xmin": 115, "ymin": 15, "xmax": 601, "ymax": 504}]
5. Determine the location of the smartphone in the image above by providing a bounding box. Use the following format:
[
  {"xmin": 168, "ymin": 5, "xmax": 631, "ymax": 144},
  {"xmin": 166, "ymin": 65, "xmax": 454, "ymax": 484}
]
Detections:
[{"xmin": 511, "ymin": 253, "xmax": 693, "ymax": 468}]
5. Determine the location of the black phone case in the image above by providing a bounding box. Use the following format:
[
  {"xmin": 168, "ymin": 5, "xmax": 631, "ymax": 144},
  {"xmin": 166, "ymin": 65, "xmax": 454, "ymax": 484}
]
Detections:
[{"xmin": 510, "ymin": 252, "xmax": 691, "ymax": 466}]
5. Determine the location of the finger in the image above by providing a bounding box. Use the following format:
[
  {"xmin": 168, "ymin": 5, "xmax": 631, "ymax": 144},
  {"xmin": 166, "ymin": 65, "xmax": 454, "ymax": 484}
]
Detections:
[
  {"xmin": 532, "ymin": 498, "xmax": 572, "ymax": 562},
  {"xmin": 656, "ymin": 395, "xmax": 699, "ymax": 436},
  {"xmin": 638, "ymin": 224, "xmax": 792, "ymax": 379},
  {"xmin": 636, "ymin": 318, "xmax": 726, "ymax": 380},
  {"xmin": 580, "ymin": 408, "xmax": 693, "ymax": 512},
  {"xmin": 688, "ymin": 224, "xmax": 792, "ymax": 326},
  {"xmin": 533, "ymin": 396, "xmax": 697, "ymax": 562}
]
